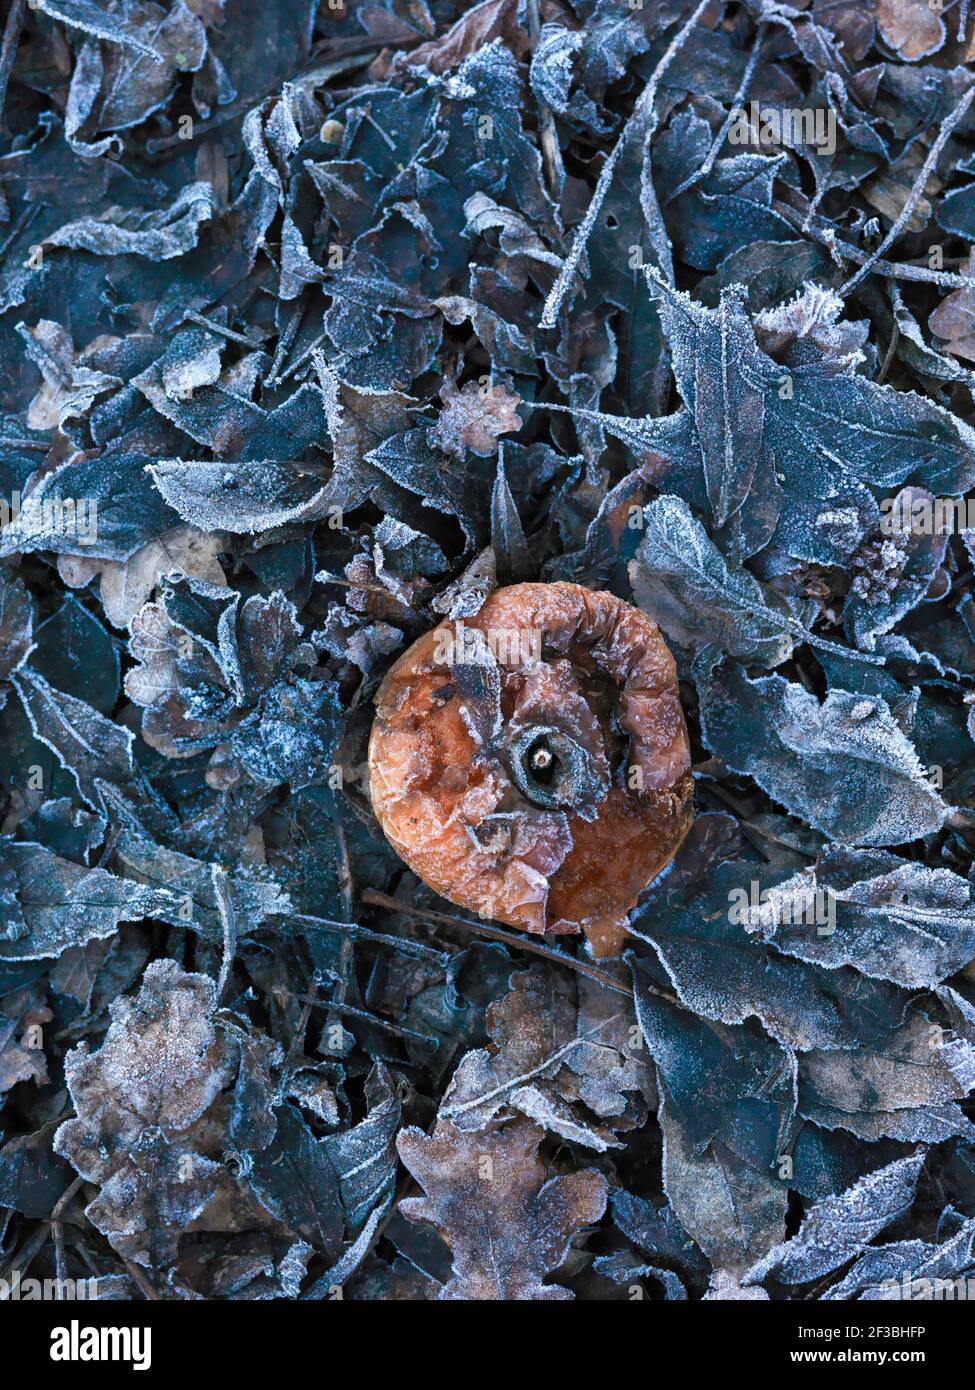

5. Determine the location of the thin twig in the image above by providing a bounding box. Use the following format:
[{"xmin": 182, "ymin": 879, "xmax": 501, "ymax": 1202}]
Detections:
[
  {"xmin": 0, "ymin": 1174, "xmax": 82, "ymax": 1299},
  {"xmin": 0, "ymin": 1223, "xmax": 49, "ymax": 1294},
  {"xmin": 441, "ymin": 1014, "xmax": 624, "ymax": 1121},
  {"xmin": 211, "ymin": 864, "xmax": 237, "ymax": 1004},
  {"xmin": 271, "ymin": 331, "xmax": 326, "ymax": 386},
  {"xmin": 280, "ymin": 990, "xmax": 439, "ymax": 1045},
  {"xmin": 324, "ymin": 818, "xmax": 356, "ymax": 1053},
  {"xmin": 122, "ymin": 1258, "xmax": 162, "ymax": 1301},
  {"xmin": 775, "ymin": 197, "xmax": 975, "ymax": 291},
  {"xmin": 50, "ymin": 1176, "xmax": 83, "ymax": 1296},
  {"xmin": 666, "ymin": 22, "xmax": 766, "ymax": 204},
  {"xmin": 0, "ymin": 200, "xmax": 38, "ymax": 266},
  {"xmin": 539, "ymin": 0, "xmax": 711, "ymax": 328},
  {"xmin": 877, "ymin": 319, "xmax": 900, "ymax": 386},
  {"xmin": 840, "ymin": 85, "xmax": 975, "ymax": 296},
  {"xmin": 287, "ymin": 910, "xmax": 448, "ymax": 964},
  {"xmin": 184, "ymin": 310, "xmax": 263, "ymax": 350},
  {"xmin": 316, "ymin": 572, "xmax": 391, "ymax": 596},
  {"xmin": 525, "ymin": 0, "xmax": 562, "ymax": 204},
  {"xmin": 361, "ymin": 888, "xmax": 635, "ymax": 997},
  {"xmin": 0, "ymin": 0, "xmax": 25, "ymax": 135}
]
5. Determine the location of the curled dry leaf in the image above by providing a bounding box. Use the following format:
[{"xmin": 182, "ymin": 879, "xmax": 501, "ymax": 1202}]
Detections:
[
  {"xmin": 0, "ymin": 571, "xmax": 34, "ymax": 680},
  {"xmin": 441, "ymin": 963, "xmax": 653, "ymax": 1148},
  {"xmin": 743, "ymin": 1151, "xmax": 928, "ymax": 1286},
  {"xmin": 405, "ymin": 0, "xmax": 529, "ymax": 75},
  {"xmin": 0, "ymin": 986, "xmax": 51, "ymax": 1094}
]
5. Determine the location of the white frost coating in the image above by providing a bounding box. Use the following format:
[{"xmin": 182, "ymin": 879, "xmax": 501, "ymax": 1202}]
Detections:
[
  {"xmin": 52, "ymin": 959, "xmax": 241, "ymax": 1266},
  {"xmin": 539, "ymin": 0, "xmax": 710, "ymax": 327},
  {"xmin": 743, "ymin": 851, "xmax": 975, "ymax": 988},
  {"xmin": 697, "ymin": 665, "xmax": 952, "ymax": 846},
  {"xmin": 743, "ymin": 1151, "xmax": 927, "ymax": 1286},
  {"xmin": 31, "ymin": 0, "xmax": 168, "ymax": 58},
  {"xmin": 147, "ymin": 459, "xmax": 336, "ymax": 534},
  {"xmin": 46, "ymin": 182, "xmax": 214, "ymax": 260},
  {"xmin": 630, "ymin": 495, "xmax": 882, "ymax": 667}
]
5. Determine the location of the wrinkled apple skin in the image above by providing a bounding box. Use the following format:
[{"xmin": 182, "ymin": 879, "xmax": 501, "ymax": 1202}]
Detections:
[{"xmin": 368, "ymin": 583, "xmax": 693, "ymax": 957}]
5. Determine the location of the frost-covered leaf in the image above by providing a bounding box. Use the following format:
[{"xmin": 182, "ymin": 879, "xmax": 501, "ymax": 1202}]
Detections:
[
  {"xmin": 658, "ymin": 1088, "xmax": 787, "ymax": 1274},
  {"xmin": 431, "ymin": 375, "xmax": 522, "ymax": 459},
  {"xmin": 45, "ymin": 182, "xmax": 214, "ymax": 260},
  {"xmin": 630, "ymin": 960, "xmax": 797, "ymax": 1171},
  {"xmin": 1, "ymin": 983, "xmax": 51, "ymax": 1093},
  {"xmin": 645, "ymin": 275, "xmax": 975, "ymax": 565},
  {"xmin": 0, "ymin": 1120, "xmax": 73, "ymax": 1218},
  {"xmin": 823, "ymin": 1217, "xmax": 975, "ymax": 1299},
  {"xmin": 397, "ymin": 1116, "xmax": 607, "ymax": 1300},
  {"xmin": 148, "ymin": 459, "xmax": 337, "ymax": 534},
  {"xmin": 631, "ymin": 495, "xmax": 833, "ymax": 667},
  {"xmin": 58, "ymin": 524, "xmax": 228, "ymax": 629},
  {"xmin": 246, "ymin": 1102, "xmax": 343, "ymax": 1260},
  {"xmin": 629, "ymin": 859, "xmax": 909, "ymax": 1051},
  {"xmin": 653, "ymin": 284, "xmax": 765, "ymax": 529},
  {"xmin": 799, "ymin": 1013, "xmax": 975, "ymax": 1143},
  {"xmin": 0, "ymin": 842, "xmax": 175, "ymax": 961},
  {"xmin": 607, "ymin": 1187, "xmax": 709, "ymax": 1297},
  {"xmin": 742, "ymin": 846, "xmax": 975, "ymax": 989},
  {"xmin": 844, "ymin": 488, "xmax": 950, "ymax": 652},
  {"xmin": 12, "ymin": 668, "xmax": 136, "ymax": 811},
  {"xmin": 54, "ymin": 959, "xmax": 242, "ymax": 1266},
  {"xmin": 322, "ymin": 1064, "xmax": 404, "ymax": 1235},
  {"xmin": 744, "ymin": 1151, "xmax": 927, "ymax": 1286},
  {"xmin": 441, "ymin": 964, "xmax": 651, "ymax": 1149},
  {"xmin": 0, "ymin": 572, "xmax": 34, "ymax": 679},
  {"xmin": 697, "ymin": 662, "xmax": 950, "ymax": 846}
]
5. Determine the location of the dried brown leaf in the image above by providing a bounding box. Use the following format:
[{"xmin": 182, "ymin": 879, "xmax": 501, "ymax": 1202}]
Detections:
[
  {"xmin": 430, "ymin": 376, "xmax": 522, "ymax": 459},
  {"xmin": 396, "ymin": 1115, "xmax": 607, "ymax": 1299},
  {"xmin": 929, "ymin": 251, "xmax": 975, "ymax": 362},
  {"xmin": 876, "ymin": 0, "xmax": 945, "ymax": 61},
  {"xmin": 406, "ymin": 0, "xmax": 529, "ymax": 75},
  {"xmin": 54, "ymin": 959, "xmax": 244, "ymax": 1266}
]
